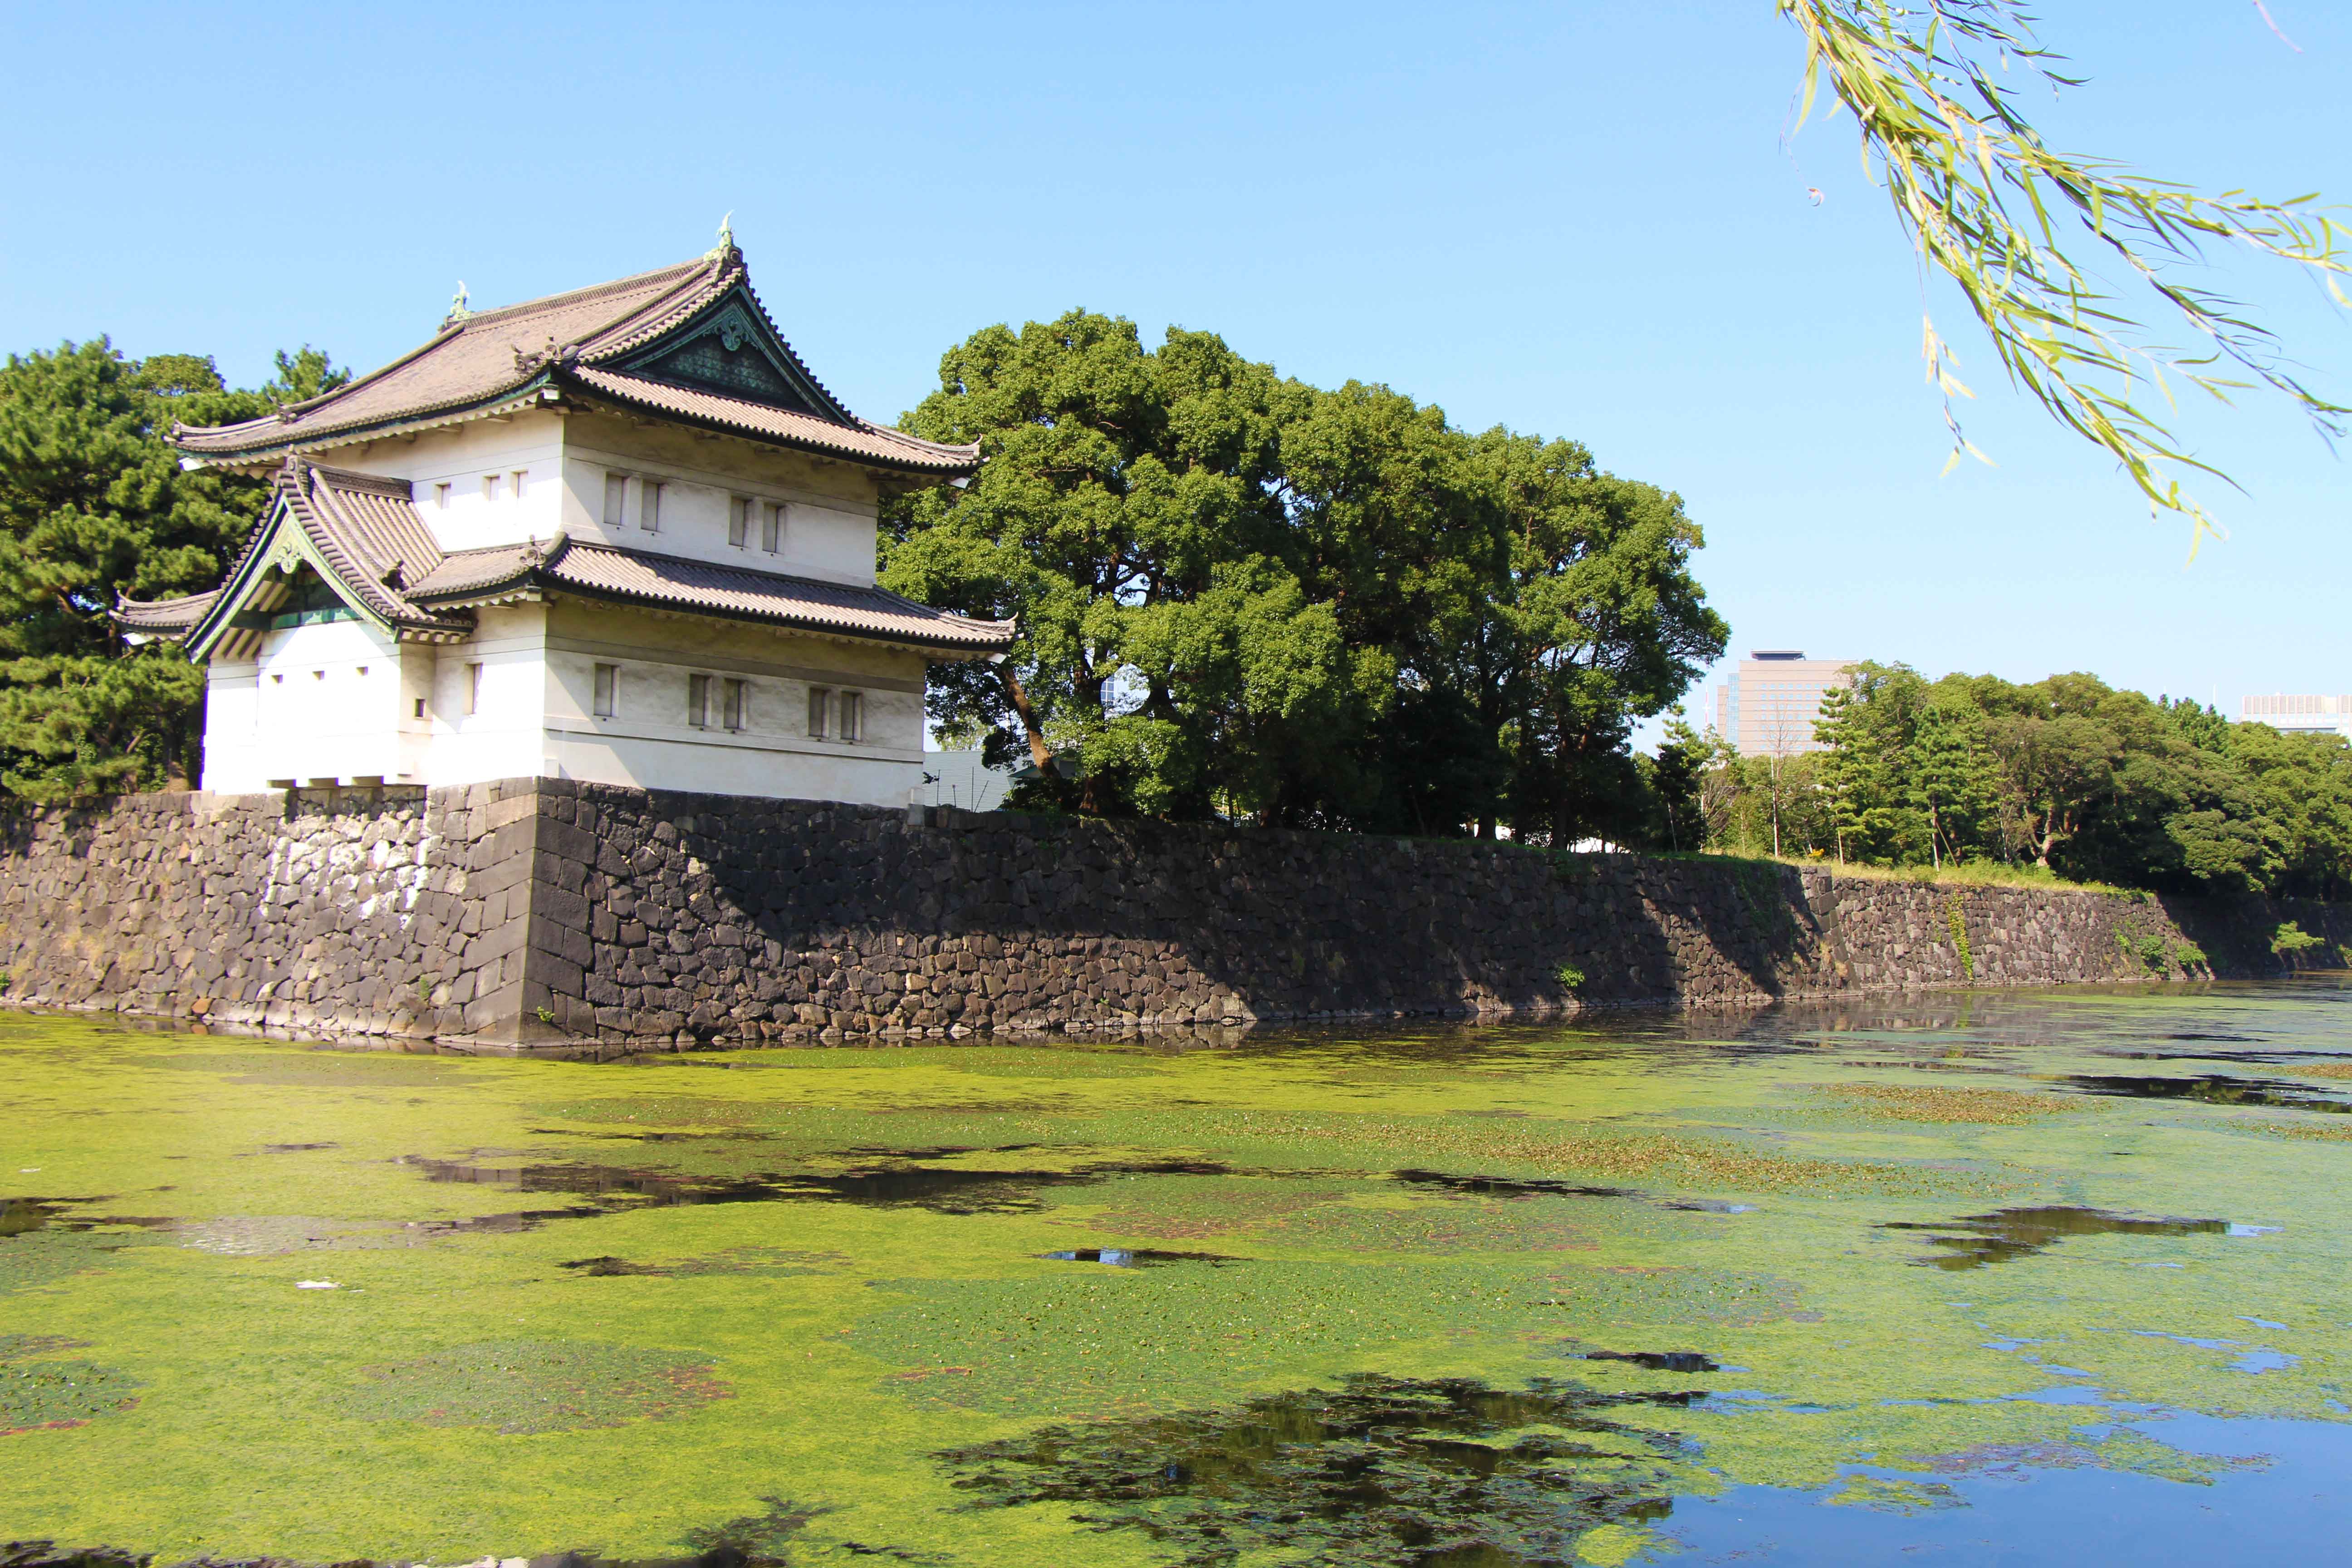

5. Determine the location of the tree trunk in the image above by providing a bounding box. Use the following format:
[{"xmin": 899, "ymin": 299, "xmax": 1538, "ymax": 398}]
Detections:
[{"xmin": 995, "ymin": 665, "xmax": 1054, "ymax": 773}]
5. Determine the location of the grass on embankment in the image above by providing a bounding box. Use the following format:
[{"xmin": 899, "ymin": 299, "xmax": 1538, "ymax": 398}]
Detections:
[{"xmin": 1662, "ymin": 849, "xmax": 2133, "ymax": 897}]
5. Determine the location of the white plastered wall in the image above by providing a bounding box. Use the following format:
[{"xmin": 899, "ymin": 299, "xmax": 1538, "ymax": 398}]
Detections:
[
  {"xmin": 199, "ymin": 618, "xmax": 407, "ymax": 790},
  {"xmin": 414, "ymin": 604, "xmax": 555, "ymax": 788},
  {"xmin": 537, "ymin": 598, "xmax": 929, "ymax": 806},
  {"xmin": 557, "ymin": 410, "xmax": 881, "ymax": 586},
  {"xmin": 197, "ymin": 663, "xmax": 261, "ymax": 793},
  {"xmin": 326, "ymin": 411, "xmax": 568, "ymax": 554}
]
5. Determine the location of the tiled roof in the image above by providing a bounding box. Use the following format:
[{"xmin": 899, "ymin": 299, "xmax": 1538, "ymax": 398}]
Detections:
[
  {"xmin": 114, "ymin": 457, "xmax": 471, "ymax": 654},
  {"xmin": 115, "ymin": 589, "xmax": 217, "ymax": 633},
  {"xmin": 168, "ymin": 249, "xmax": 978, "ymax": 476},
  {"xmin": 565, "ymin": 368, "xmax": 977, "ymax": 472},
  {"xmin": 173, "ymin": 260, "xmax": 713, "ymax": 458},
  {"xmin": 120, "ymin": 453, "xmax": 1011, "ymax": 658},
  {"xmin": 408, "ymin": 539, "xmax": 1017, "ymax": 655},
  {"xmin": 286, "ymin": 465, "xmax": 466, "ymax": 631}
]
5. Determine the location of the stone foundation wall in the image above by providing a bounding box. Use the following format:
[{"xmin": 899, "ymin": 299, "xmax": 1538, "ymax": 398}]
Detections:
[
  {"xmin": 0, "ymin": 779, "xmax": 2343, "ymax": 1050},
  {"xmin": 0, "ymin": 782, "xmax": 540, "ymax": 1041}
]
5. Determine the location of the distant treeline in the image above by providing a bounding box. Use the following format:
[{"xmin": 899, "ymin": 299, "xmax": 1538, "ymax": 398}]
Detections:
[{"xmin": 1690, "ymin": 664, "xmax": 2352, "ymax": 900}]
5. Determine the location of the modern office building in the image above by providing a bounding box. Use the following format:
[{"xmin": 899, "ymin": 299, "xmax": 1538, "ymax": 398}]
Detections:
[
  {"xmin": 2241, "ymin": 694, "xmax": 2352, "ymax": 740},
  {"xmin": 1714, "ymin": 650, "xmax": 1858, "ymax": 757}
]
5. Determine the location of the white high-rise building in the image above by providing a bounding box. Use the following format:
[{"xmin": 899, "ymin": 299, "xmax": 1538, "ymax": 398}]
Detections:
[
  {"xmin": 2241, "ymin": 695, "xmax": 2352, "ymax": 740},
  {"xmin": 1714, "ymin": 651, "xmax": 1858, "ymax": 757}
]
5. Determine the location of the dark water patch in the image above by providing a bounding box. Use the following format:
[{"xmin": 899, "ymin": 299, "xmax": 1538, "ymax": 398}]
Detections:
[
  {"xmin": 0, "ymin": 1199, "xmax": 175, "ymax": 1237},
  {"xmin": 838, "ymin": 1143, "xmax": 1046, "ymax": 1159},
  {"xmin": 2054, "ymin": 1073, "xmax": 2352, "ymax": 1113},
  {"xmin": 1884, "ymin": 1205, "xmax": 2230, "ymax": 1269},
  {"xmin": 527, "ymin": 1127, "xmax": 774, "ymax": 1144},
  {"xmin": 0, "ymin": 1199, "xmax": 98, "ymax": 1238},
  {"xmin": 409, "ymin": 1205, "xmax": 610, "ymax": 1236},
  {"xmin": 1392, "ymin": 1169, "xmax": 1641, "ymax": 1200},
  {"xmin": 558, "ymin": 1247, "xmax": 843, "ymax": 1279},
  {"xmin": 1039, "ymin": 1247, "xmax": 1240, "ymax": 1267},
  {"xmin": 1585, "ymin": 1350, "xmax": 1721, "ymax": 1373},
  {"xmin": 403, "ymin": 1153, "xmax": 1235, "ymax": 1218},
  {"xmin": 235, "ymin": 1142, "xmax": 339, "ymax": 1156},
  {"xmin": 940, "ymin": 1373, "xmax": 1688, "ymax": 1567}
]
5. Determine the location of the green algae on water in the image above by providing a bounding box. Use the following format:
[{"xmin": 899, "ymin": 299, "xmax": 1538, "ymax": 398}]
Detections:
[{"xmin": 0, "ymin": 983, "xmax": 2347, "ymax": 1563}]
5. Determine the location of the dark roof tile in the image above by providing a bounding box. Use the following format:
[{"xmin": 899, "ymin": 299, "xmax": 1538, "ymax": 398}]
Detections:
[
  {"xmin": 408, "ymin": 539, "xmax": 1015, "ymax": 655},
  {"xmin": 169, "ymin": 250, "xmax": 975, "ymax": 475}
]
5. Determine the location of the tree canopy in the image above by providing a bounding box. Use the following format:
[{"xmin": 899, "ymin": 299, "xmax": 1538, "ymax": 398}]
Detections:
[
  {"xmin": 0, "ymin": 340, "xmax": 343, "ymax": 798},
  {"xmin": 880, "ymin": 311, "xmax": 1726, "ymax": 839},
  {"xmin": 1696, "ymin": 663, "xmax": 2352, "ymax": 900}
]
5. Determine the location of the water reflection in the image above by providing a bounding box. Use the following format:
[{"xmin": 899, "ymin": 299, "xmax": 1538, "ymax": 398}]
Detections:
[
  {"xmin": 1882, "ymin": 1205, "xmax": 2235, "ymax": 1269},
  {"xmin": 942, "ymin": 1374, "xmax": 1694, "ymax": 1567}
]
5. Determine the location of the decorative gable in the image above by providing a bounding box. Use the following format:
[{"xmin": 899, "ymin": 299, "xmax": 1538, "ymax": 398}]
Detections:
[{"xmin": 606, "ymin": 289, "xmax": 849, "ymax": 421}]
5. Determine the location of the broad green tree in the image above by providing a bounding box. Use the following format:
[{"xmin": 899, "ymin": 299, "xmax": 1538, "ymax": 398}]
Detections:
[{"xmin": 883, "ymin": 312, "xmax": 1724, "ymax": 836}]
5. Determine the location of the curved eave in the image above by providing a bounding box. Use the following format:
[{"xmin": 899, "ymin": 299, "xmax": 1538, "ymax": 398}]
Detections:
[
  {"xmin": 179, "ymin": 494, "xmax": 463, "ymax": 660},
  {"xmin": 112, "ymin": 589, "xmax": 217, "ymax": 640},
  {"xmin": 412, "ymin": 573, "xmax": 1014, "ymax": 661},
  {"xmin": 171, "ymin": 376, "xmax": 556, "ymax": 470},
  {"xmin": 555, "ymin": 373, "xmax": 978, "ymax": 481}
]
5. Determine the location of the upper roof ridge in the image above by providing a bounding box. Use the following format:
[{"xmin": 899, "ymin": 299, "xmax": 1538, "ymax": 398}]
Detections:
[
  {"xmin": 451, "ymin": 255, "xmax": 712, "ymax": 331},
  {"xmin": 167, "ymin": 243, "xmax": 975, "ymax": 478}
]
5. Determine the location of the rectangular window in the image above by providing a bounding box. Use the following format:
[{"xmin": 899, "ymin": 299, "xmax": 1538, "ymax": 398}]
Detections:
[
  {"xmin": 593, "ymin": 663, "xmax": 618, "ymax": 719},
  {"xmin": 602, "ymin": 473, "xmax": 627, "ymax": 527},
  {"xmin": 413, "ymin": 696, "xmax": 427, "ymax": 720},
  {"xmin": 838, "ymin": 690, "xmax": 863, "ymax": 743},
  {"xmin": 761, "ymin": 502, "xmax": 784, "ymax": 553},
  {"xmin": 688, "ymin": 673, "xmax": 711, "ymax": 729},
  {"xmin": 435, "ymin": 481, "xmax": 452, "ymax": 510},
  {"xmin": 511, "ymin": 469, "xmax": 528, "ymax": 498},
  {"xmin": 482, "ymin": 474, "xmax": 501, "ymax": 502},
  {"xmin": 729, "ymin": 496, "xmax": 753, "ymax": 548},
  {"xmin": 464, "ymin": 662, "xmax": 483, "ymax": 716},
  {"xmin": 806, "ymin": 686, "xmax": 831, "ymax": 740},
  {"xmin": 721, "ymin": 677, "xmax": 746, "ymax": 732},
  {"xmin": 638, "ymin": 479, "xmax": 663, "ymax": 532}
]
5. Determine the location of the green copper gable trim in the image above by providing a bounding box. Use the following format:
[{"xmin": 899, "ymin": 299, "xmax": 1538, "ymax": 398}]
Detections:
[
  {"xmin": 604, "ymin": 284, "xmax": 853, "ymax": 426},
  {"xmin": 184, "ymin": 496, "xmax": 393, "ymax": 660}
]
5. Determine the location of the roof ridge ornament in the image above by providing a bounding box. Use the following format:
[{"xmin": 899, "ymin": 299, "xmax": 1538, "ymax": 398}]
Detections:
[
  {"xmin": 706, "ymin": 211, "xmax": 739, "ymax": 265},
  {"xmin": 512, "ymin": 335, "xmax": 582, "ymax": 376},
  {"xmin": 444, "ymin": 280, "xmax": 472, "ymax": 327}
]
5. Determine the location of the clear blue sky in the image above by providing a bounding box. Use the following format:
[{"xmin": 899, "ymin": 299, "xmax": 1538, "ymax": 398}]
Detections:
[{"xmin": 5, "ymin": 2, "xmax": 2347, "ymax": 734}]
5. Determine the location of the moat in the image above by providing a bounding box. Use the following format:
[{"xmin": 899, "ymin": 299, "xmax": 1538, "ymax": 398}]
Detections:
[{"xmin": 5, "ymin": 979, "xmax": 2350, "ymax": 1566}]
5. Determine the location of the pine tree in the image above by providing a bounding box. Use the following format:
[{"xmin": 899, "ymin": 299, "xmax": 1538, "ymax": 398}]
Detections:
[{"xmin": 0, "ymin": 339, "xmax": 342, "ymax": 798}]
